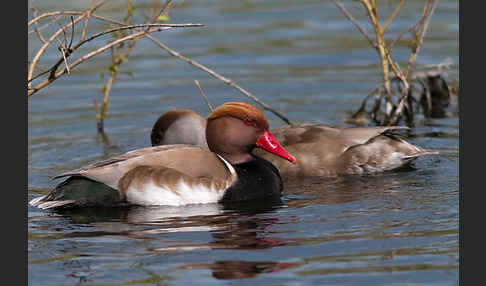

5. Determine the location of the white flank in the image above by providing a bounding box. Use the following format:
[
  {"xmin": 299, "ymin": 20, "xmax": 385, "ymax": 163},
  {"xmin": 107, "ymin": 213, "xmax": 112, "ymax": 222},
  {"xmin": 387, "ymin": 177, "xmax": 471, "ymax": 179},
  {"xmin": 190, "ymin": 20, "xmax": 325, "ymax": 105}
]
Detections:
[{"xmin": 125, "ymin": 179, "xmax": 228, "ymax": 206}]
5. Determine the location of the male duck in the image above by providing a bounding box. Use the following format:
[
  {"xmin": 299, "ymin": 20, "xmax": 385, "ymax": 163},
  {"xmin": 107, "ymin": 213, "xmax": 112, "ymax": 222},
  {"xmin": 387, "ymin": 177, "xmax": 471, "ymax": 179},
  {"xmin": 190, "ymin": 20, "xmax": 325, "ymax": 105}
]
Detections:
[{"xmin": 29, "ymin": 102, "xmax": 296, "ymax": 209}]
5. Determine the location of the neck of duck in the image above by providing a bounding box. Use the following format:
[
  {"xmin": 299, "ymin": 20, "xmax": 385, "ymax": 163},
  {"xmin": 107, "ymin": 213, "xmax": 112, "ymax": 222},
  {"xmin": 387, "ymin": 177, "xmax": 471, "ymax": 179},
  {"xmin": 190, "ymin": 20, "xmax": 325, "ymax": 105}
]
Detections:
[{"xmin": 216, "ymin": 150, "xmax": 254, "ymax": 165}]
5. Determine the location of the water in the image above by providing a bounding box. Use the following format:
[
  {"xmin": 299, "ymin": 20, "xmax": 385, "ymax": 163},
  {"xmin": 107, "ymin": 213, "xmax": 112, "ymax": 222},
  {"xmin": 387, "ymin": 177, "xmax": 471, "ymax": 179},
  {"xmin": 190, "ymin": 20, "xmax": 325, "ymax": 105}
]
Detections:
[{"xmin": 28, "ymin": 0, "xmax": 459, "ymax": 285}]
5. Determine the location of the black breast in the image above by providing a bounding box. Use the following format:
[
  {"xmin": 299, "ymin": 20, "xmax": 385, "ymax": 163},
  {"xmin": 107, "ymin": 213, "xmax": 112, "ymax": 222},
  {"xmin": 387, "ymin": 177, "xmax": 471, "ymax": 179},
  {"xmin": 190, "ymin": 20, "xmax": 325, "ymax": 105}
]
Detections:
[{"xmin": 219, "ymin": 154, "xmax": 283, "ymax": 203}]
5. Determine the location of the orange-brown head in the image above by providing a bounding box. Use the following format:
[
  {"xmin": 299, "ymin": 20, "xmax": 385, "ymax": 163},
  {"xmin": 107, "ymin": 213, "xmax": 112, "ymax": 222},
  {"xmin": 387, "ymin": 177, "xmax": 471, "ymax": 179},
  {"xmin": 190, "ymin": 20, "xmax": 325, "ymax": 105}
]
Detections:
[{"xmin": 206, "ymin": 102, "xmax": 296, "ymax": 164}]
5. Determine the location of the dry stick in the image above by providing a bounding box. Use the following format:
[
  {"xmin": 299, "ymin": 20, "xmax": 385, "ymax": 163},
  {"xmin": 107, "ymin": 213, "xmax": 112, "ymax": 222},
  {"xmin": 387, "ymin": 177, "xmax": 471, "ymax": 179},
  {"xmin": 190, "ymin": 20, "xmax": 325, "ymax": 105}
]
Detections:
[
  {"xmin": 28, "ymin": 11, "xmax": 85, "ymax": 26},
  {"xmin": 388, "ymin": 0, "xmax": 438, "ymax": 125},
  {"xmin": 360, "ymin": 0, "xmax": 394, "ymax": 119},
  {"xmin": 29, "ymin": 16, "xmax": 60, "ymax": 35},
  {"xmin": 144, "ymin": 33, "xmax": 292, "ymax": 125},
  {"xmin": 351, "ymin": 86, "xmax": 381, "ymax": 118},
  {"xmin": 95, "ymin": 0, "xmax": 173, "ymax": 133},
  {"xmin": 96, "ymin": 0, "xmax": 136, "ymax": 133},
  {"xmin": 405, "ymin": 0, "xmax": 438, "ymax": 79},
  {"xmin": 79, "ymin": 23, "xmax": 204, "ymax": 46},
  {"xmin": 388, "ymin": 9, "xmax": 429, "ymax": 51},
  {"xmin": 194, "ymin": 80, "xmax": 214, "ymax": 111},
  {"xmin": 332, "ymin": 0, "xmax": 377, "ymax": 49},
  {"xmin": 28, "ymin": 23, "xmax": 203, "ymax": 85},
  {"xmin": 28, "ymin": 0, "xmax": 107, "ymax": 89},
  {"xmin": 28, "ymin": 12, "xmax": 124, "ymax": 35},
  {"xmin": 29, "ymin": 14, "xmax": 84, "ymax": 84},
  {"xmin": 28, "ymin": 27, "xmax": 172, "ymax": 96},
  {"xmin": 382, "ymin": 0, "xmax": 405, "ymax": 32},
  {"xmin": 81, "ymin": 0, "xmax": 95, "ymax": 42},
  {"xmin": 32, "ymin": 9, "xmax": 47, "ymax": 44},
  {"xmin": 150, "ymin": 0, "xmax": 172, "ymax": 24},
  {"xmin": 56, "ymin": 17, "xmax": 75, "ymax": 75},
  {"xmin": 69, "ymin": 16, "xmax": 75, "ymax": 49},
  {"xmin": 28, "ymin": 14, "xmax": 126, "ymax": 84}
]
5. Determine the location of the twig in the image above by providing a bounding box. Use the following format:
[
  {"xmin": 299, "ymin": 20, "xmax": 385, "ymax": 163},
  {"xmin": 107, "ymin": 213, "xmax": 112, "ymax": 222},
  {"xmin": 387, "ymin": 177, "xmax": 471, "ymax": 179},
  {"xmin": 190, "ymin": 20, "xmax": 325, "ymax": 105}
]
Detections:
[
  {"xmin": 28, "ymin": 26, "xmax": 173, "ymax": 96},
  {"xmin": 382, "ymin": 0, "xmax": 405, "ymax": 32},
  {"xmin": 59, "ymin": 47, "xmax": 71, "ymax": 74},
  {"xmin": 28, "ymin": 11, "xmax": 85, "ymax": 26},
  {"xmin": 28, "ymin": 0, "xmax": 108, "ymax": 90},
  {"xmin": 28, "ymin": 11, "xmax": 125, "ymax": 32},
  {"xmin": 144, "ymin": 32, "xmax": 293, "ymax": 125},
  {"xmin": 150, "ymin": 0, "xmax": 172, "ymax": 24},
  {"xmin": 28, "ymin": 23, "xmax": 203, "ymax": 85},
  {"xmin": 388, "ymin": 4, "xmax": 430, "ymax": 51},
  {"xmin": 83, "ymin": 23, "xmax": 203, "ymax": 43},
  {"xmin": 81, "ymin": 0, "xmax": 94, "ymax": 42},
  {"xmin": 405, "ymin": 0, "xmax": 438, "ymax": 79},
  {"xmin": 95, "ymin": 0, "xmax": 135, "ymax": 133},
  {"xmin": 360, "ymin": 0, "xmax": 394, "ymax": 118},
  {"xmin": 194, "ymin": 80, "xmax": 213, "ymax": 111},
  {"xmin": 94, "ymin": 0, "xmax": 176, "ymax": 133},
  {"xmin": 32, "ymin": 8, "xmax": 47, "ymax": 44},
  {"xmin": 332, "ymin": 0, "xmax": 377, "ymax": 49},
  {"xmin": 91, "ymin": 14, "xmax": 126, "ymax": 26},
  {"xmin": 69, "ymin": 16, "xmax": 75, "ymax": 49}
]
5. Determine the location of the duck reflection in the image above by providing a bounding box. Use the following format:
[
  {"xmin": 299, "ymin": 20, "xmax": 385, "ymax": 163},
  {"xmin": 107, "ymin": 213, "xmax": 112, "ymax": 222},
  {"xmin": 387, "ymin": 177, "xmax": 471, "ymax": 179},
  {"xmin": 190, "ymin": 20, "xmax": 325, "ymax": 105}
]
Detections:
[
  {"xmin": 176, "ymin": 260, "xmax": 297, "ymax": 280},
  {"xmin": 283, "ymin": 168, "xmax": 428, "ymax": 208},
  {"xmin": 48, "ymin": 169, "xmax": 429, "ymax": 280},
  {"xmin": 53, "ymin": 197, "xmax": 288, "ymax": 251}
]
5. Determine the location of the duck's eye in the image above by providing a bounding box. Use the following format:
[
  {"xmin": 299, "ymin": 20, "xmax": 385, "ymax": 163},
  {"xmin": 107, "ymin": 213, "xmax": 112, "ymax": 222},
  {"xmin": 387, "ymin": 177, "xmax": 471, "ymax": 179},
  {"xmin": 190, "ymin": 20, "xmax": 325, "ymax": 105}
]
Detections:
[{"xmin": 244, "ymin": 119, "xmax": 257, "ymax": 127}]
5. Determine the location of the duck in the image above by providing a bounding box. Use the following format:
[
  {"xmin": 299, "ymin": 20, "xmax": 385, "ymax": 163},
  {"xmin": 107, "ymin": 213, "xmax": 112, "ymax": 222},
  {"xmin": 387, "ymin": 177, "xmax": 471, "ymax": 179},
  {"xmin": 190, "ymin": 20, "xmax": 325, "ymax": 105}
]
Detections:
[
  {"xmin": 29, "ymin": 102, "xmax": 296, "ymax": 210},
  {"xmin": 150, "ymin": 109, "xmax": 438, "ymax": 180},
  {"xmin": 151, "ymin": 108, "xmax": 208, "ymax": 148}
]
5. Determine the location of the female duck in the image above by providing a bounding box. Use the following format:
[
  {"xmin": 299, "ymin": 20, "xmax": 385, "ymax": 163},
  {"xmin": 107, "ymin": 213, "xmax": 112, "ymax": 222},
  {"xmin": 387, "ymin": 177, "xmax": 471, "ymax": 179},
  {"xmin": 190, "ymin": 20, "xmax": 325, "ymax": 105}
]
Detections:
[
  {"xmin": 29, "ymin": 102, "xmax": 296, "ymax": 209},
  {"xmin": 151, "ymin": 110, "xmax": 437, "ymax": 180}
]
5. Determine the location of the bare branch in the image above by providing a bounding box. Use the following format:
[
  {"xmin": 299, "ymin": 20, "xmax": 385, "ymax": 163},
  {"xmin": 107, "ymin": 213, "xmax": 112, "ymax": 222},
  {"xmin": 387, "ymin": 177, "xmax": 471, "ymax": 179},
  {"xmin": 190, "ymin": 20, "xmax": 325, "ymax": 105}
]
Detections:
[
  {"xmin": 28, "ymin": 11, "xmax": 84, "ymax": 26},
  {"xmin": 151, "ymin": 0, "xmax": 172, "ymax": 24},
  {"xmin": 81, "ymin": 0, "xmax": 95, "ymax": 42},
  {"xmin": 332, "ymin": 0, "xmax": 377, "ymax": 49},
  {"xmin": 144, "ymin": 32, "xmax": 292, "ymax": 124},
  {"xmin": 28, "ymin": 0, "xmax": 108, "ymax": 90},
  {"xmin": 405, "ymin": 0, "xmax": 438, "ymax": 78},
  {"xmin": 59, "ymin": 47, "xmax": 71, "ymax": 74},
  {"xmin": 194, "ymin": 80, "xmax": 214, "ymax": 111},
  {"xmin": 91, "ymin": 14, "xmax": 125, "ymax": 26},
  {"xmin": 382, "ymin": 0, "xmax": 405, "ymax": 32},
  {"xmin": 29, "ymin": 23, "xmax": 203, "ymax": 86},
  {"xmin": 32, "ymin": 8, "xmax": 47, "ymax": 44},
  {"xmin": 28, "ymin": 26, "xmax": 173, "ymax": 96},
  {"xmin": 83, "ymin": 23, "xmax": 203, "ymax": 44}
]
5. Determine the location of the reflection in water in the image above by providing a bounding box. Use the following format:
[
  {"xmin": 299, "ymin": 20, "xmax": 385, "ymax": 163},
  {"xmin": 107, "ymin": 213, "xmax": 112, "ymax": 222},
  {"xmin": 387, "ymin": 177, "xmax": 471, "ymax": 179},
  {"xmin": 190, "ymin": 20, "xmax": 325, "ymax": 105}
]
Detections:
[
  {"xmin": 30, "ymin": 166, "xmax": 457, "ymax": 281},
  {"xmin": 96, "ymin": 131, "xmax": 124, "ymax": 159},
  {"xmin": 176, "ymin": 260, "xmax": 297, "ymax": 280},
  {"xmin": 50, "ymin": 198, "xmax": 287, "ymax": 250},
  {"xmin": 283, "ymin": 169, "xmax": 422, "ymax": 208}
]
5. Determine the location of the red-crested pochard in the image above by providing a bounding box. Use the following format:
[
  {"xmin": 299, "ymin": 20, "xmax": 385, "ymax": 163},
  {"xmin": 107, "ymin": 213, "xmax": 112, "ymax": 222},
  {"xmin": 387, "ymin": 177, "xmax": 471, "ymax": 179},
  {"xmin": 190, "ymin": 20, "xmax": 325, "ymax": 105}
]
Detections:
[
  {"xmin": 151, "ymin": 110, "xmax": 438, "ymax": 180},
  {"xmin": 29, "ymin": 102, "xmax": 296, "ymax": 209}
]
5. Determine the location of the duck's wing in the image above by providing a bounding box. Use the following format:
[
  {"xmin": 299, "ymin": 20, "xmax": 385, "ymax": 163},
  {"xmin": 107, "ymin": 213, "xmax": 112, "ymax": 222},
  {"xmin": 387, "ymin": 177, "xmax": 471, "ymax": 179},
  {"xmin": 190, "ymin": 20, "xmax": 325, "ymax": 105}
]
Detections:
[
  {"xmin": 260, "ymin": 124, "xmax": 437, "ymax": 178},
  {"xmin": 117, "ymin": 164, "xmax": 236, "ymax": 206},
  {"xmin": 53, "ymin": 145, "xmax": 234, "ymax": 190}
]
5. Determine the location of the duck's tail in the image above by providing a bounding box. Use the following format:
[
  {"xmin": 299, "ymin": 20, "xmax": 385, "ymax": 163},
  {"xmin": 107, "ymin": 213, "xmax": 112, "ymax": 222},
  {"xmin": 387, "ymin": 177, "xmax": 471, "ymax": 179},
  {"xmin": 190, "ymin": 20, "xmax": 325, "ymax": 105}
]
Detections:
[{"xmin": 29, "ymin": 176, "xmax": 124, "ymax": 210}]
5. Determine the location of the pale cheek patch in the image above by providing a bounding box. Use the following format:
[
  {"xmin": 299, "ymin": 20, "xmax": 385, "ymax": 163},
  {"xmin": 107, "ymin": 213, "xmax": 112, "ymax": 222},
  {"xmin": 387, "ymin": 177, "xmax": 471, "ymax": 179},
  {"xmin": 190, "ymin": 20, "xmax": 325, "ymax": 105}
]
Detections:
[{"xmin": 125, "ymin": 179, "xmax": 226, "ymax": 206}]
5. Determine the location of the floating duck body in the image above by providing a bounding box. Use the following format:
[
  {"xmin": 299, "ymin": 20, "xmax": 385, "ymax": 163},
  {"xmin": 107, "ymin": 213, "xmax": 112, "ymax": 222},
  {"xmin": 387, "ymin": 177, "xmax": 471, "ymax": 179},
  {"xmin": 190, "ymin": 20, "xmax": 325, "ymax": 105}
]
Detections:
[
  {"xmin": 30, "ymin": 102, "xmax": 295, "ymax": 209},
  {"xmin": 150, "ymin": 110, "xmax": 438, "ymax": 180}
]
